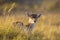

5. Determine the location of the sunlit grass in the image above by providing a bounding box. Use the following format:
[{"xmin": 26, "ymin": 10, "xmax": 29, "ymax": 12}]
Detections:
[
  {"xmin": 0, "ymin": 13, "xmax": 60, "ymax": 40},
  {"xmin": 0, "ymin": 1, "xmax": 60, "ymax": 40}
]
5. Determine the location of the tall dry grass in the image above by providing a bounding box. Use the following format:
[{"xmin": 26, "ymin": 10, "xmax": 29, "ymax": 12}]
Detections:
[
  {"xmin": 0, "ymin": 1, "xmax": 60, "ymax": 40},
  {"xmin": 0, "ymin": 13, "xmax": 60, "ymax": 40}
]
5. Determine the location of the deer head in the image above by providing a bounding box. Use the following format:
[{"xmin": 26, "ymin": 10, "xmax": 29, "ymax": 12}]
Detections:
[{"xmin": 25, "ymin": 11, "xmax": 42, "ymax": 23}]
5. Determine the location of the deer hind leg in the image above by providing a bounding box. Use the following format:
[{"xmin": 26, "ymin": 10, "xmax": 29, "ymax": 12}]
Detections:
[{"xmin": 12, "ymin": 21, "xmax": 24, "ymax": 29}]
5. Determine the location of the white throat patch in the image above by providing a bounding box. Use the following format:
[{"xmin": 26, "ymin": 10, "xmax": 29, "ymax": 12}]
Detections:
[{"xmin": 29, "ymin": 17, "xmax": 35, "ymax": 24}]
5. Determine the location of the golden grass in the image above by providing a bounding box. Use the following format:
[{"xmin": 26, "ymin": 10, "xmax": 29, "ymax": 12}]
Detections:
[
  {"xmin": 0, "ymin": 12, "xmax": 60, "ymax": 40},
  {"xmin": 0, "ymin": 1, "xmax": 60, "ymax": 40}
]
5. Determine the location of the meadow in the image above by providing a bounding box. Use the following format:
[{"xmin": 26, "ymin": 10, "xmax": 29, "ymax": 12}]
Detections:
[
  {"xmin": 0, "ymin": 0, "xmax": 60, "ymax": 40},
  {"xmin": 0, "ymin": 11, "xmax": 60, "ymax": 40}
]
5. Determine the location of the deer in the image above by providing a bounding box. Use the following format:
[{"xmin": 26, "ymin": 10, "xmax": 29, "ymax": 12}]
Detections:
[{"xmin": 12, "ymin": 12, "xmax": 42, "ymax": 33}]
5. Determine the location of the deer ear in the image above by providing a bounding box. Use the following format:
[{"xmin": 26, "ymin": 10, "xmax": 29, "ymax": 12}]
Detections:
[
  {"xmin": 25, "ymin": 12, "xmax": 31, "ymax": 17},
  {"xmin": 37, "ymin": 13, "xmax": 41, "ymax": 18},
  {"xmin": 25, "ymin": 12, "xmax": 29, "ymax": 16}
]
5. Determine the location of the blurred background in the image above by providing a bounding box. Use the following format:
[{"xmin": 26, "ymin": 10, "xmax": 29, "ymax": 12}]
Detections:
[{"xmin": 0, "ymin": 0, "xmax": 60, "ymax": 15}]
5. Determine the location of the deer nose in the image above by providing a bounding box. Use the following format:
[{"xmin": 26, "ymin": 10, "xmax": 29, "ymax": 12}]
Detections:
[{"xmin": 34, "ymin": 20, "xmax": 36, "ymax": 23}]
